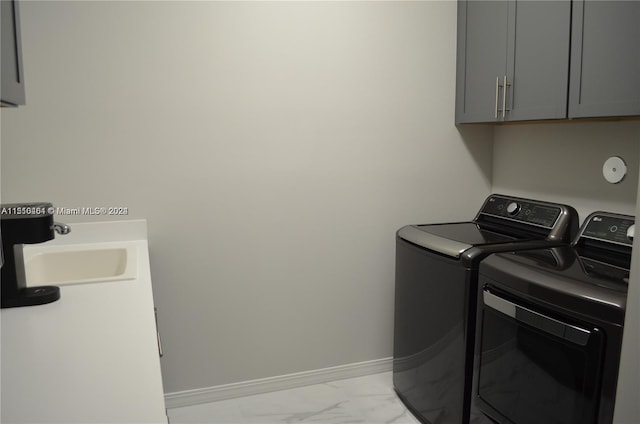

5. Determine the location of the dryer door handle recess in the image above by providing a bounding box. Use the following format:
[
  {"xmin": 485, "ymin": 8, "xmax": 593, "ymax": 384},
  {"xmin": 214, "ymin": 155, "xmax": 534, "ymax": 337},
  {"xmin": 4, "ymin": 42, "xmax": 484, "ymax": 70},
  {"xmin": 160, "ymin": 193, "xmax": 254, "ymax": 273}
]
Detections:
[{"xmin": 483, "ymin": 289, "xmax": 591, "ymax": 346}]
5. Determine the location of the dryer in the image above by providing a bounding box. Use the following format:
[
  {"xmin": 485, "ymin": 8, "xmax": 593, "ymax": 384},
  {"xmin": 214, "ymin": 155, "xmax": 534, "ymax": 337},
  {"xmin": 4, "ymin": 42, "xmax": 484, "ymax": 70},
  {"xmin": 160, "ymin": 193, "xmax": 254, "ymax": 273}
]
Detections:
[{"xmin": 473, "ymin": 212, "xmax": 633, "ymax": 424}]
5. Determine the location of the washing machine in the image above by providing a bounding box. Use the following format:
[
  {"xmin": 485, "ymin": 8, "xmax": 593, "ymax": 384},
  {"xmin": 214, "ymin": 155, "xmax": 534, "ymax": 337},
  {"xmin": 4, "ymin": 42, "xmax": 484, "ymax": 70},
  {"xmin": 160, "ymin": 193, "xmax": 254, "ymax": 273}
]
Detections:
[
  {"xmin": 473, "ymin": 211, "xmax": 633, "ymax": 424},
  {"xmin": 393, "ymin": 194, "xmax": 579, "ymax": 424}
]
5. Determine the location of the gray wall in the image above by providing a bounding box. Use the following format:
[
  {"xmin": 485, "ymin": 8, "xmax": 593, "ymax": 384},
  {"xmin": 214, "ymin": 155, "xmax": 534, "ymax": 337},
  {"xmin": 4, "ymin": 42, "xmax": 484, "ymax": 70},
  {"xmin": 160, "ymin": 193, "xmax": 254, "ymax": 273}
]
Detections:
[
  {"xmin": 492, "ymin": 122, "xmax": 640, "ymax": 221},
  {"xmin": 0, "ymin": 1, "xmax": 493, "ymax": 393}
]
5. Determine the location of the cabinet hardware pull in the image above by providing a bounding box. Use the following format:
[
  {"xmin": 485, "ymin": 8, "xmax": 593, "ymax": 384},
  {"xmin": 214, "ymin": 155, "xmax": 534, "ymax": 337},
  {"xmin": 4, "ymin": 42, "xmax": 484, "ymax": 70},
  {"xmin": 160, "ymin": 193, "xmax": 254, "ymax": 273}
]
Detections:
[
  {"xmin": 502, "ymin": 75, "xmax": 508, "ymax": 119},
  {"xmin": 495, "ymin": 77, "xmax": 500, "ymax": 119},
  {"xmin": 154, "ymin": 307, "xmax": 164, "ymax": 358},
  {"xmin": 157, "ymin": 329, "xmax": 164, "ymax": 357}
]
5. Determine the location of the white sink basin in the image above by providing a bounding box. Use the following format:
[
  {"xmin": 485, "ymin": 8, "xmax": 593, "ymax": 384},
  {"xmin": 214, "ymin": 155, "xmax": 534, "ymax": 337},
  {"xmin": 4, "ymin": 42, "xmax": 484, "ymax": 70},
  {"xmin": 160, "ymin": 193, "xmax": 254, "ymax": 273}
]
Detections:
[{"xmin": 25, "ymin": 245, "xmax": 137, "ymax": 286}]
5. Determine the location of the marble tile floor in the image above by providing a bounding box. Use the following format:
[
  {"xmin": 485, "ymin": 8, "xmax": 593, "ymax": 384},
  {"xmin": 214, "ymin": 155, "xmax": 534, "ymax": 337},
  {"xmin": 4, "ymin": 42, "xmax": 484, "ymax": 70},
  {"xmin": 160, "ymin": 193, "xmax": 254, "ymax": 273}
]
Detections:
[{"xmin": 167, "ymin": 372, "xmax": 421, "ymax": 424}]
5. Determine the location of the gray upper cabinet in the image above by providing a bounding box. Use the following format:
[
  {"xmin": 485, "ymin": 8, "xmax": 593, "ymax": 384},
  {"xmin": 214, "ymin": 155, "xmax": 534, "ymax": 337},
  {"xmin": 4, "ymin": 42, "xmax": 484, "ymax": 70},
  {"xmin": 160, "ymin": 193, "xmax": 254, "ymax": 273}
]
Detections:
[
  {"xmin": 455, "ymin": 1, "xmax": 509, "ymax": 124},
  {"xmin": 569, "ymin": 1, "xmax": 640, "ymax": 118},
  {"xmin": 1, "ymin": 0, "xmax": 26, "ymax": 107},
  {"xmin": 456, "ymin": 0, "xmax": 571, "ymax": 124}
]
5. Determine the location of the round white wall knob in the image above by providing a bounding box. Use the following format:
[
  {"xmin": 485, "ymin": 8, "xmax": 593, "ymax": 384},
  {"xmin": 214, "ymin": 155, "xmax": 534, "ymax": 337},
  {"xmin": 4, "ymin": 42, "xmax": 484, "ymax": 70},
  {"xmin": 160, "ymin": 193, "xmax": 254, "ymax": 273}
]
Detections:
[{"xmin": 603, "ymin": 156, "xmax": 627, "ymax": 184}]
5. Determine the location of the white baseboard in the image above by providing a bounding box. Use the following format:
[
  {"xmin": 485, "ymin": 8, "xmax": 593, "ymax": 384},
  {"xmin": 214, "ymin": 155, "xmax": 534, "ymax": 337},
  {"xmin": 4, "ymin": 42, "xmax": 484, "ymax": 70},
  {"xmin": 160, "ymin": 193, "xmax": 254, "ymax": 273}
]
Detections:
[{"xmin": 164, "ymin": 357, "xmax": 393, "ymax": 409}]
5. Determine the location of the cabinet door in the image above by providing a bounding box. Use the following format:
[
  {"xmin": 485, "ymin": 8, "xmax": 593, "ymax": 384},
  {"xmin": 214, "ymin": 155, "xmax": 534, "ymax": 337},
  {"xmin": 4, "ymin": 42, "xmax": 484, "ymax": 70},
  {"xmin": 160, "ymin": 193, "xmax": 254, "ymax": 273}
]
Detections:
[
  {"xmin": 569, "ymin": 1, "xmax": 640, "ymax": 118},
  {"xmin": 506, "ymin": 0, "xmax": 571, "ymax": 121},
  {"xmin": 1, "ymin": 0, "xmax": 26, "ymax": 106},
  {"xmin": 455, "ymin": 1, "xmax": 509, "ymax": 124}
]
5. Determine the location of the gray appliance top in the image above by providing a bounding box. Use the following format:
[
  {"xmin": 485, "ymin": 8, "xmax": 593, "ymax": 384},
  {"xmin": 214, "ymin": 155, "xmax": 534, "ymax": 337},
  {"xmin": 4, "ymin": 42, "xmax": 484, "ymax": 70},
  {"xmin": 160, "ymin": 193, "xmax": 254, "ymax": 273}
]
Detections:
[
  {"xmin": 398, "ymin": 194, "xmax": 579, "ymax": 258},
  {"xmin": 479, "ymin": 211, "xmax": 635, "ymax": 324}
]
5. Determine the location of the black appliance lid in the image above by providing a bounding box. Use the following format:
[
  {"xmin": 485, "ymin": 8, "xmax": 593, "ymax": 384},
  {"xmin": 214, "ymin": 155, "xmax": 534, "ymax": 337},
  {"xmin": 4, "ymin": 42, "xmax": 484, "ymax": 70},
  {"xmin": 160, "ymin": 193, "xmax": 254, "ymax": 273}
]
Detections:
[
  {"xmin": 423, "ymin": 222, "xmax": 517, "ymax": 244},
  {"xmin": 398, "ymin": 222, "xmax": 538, "ymax": 258},
  {"xmin": 478, "ymin": 213, "xmax": 634, "ymax": 324},
  {"xmin": 397, "ymin": 194, "xmax": 579, "ymax": 259},
  {"xmin": 480, "ymin": 249, "xmax": 627, "ymax": 324},
  {"xmin": 487, "ymin": 247, "xmax": 629, "ymax": 290},
  {"xmin": 493, "ymin": 212, "xmax": 635, "ymax": 277}
]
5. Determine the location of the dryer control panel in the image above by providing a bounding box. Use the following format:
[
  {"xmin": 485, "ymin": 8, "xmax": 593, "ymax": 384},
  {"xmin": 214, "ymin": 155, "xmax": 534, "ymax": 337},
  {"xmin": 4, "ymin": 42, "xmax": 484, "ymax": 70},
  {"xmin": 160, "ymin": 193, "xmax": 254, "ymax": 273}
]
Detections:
[{"xmin": 580, "ymin": 213, "xmax": 635, "ymax": 247}]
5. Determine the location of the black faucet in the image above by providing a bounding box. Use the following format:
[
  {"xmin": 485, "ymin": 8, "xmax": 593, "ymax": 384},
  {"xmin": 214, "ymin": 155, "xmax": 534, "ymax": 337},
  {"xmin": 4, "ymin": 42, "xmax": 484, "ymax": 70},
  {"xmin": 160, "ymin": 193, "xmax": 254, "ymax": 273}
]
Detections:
[{"xmin": 1, "ymin": 202, "xmax": 70, "ymax": 308}]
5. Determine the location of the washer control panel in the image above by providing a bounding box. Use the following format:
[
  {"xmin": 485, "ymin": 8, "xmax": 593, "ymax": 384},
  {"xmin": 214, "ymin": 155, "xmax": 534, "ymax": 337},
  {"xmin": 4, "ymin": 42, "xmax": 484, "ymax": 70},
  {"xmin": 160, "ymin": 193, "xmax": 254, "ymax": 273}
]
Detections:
[
  {"xmin": 480, "ymin": 196, "xmax": 561, "ymax": 229},
  {"xmin": 580, "ymin": 213, "xmax": 635, "ymax": 247}
]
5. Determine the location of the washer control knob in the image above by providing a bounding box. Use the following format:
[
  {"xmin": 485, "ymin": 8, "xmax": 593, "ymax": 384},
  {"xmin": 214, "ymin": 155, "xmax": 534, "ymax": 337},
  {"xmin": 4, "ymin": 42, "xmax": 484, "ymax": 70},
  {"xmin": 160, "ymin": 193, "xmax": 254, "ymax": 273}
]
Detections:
[
  {"xmin": 506, "ymin": 202, "xmax": 520, "ymax": 216},
  {"xmin": 627, "ymin": 224, "xmax": 635, "ymax": 242}
]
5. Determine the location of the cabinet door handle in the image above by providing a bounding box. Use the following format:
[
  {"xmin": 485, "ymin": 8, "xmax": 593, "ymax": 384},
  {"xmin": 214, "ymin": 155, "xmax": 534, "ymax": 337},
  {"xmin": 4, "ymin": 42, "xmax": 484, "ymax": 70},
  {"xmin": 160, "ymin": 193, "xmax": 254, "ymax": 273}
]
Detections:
[
  {"xmin": 155, "ymin": 307, "xmax": 164, "ymax": 358},
  {"xmin": 502, "ymin": 75, "xmax": 508, "ymax": 119},
  {"xmin": 495, "ymin": 76, "xmax": 500, "ymax": 119}
]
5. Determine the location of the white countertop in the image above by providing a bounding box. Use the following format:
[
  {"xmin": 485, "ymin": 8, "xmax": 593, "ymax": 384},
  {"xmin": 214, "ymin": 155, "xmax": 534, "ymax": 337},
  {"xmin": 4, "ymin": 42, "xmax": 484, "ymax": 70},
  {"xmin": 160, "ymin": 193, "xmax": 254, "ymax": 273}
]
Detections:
[{"xmin": 1, "ymin": 220, "xmax": 167, "ymax": 423}]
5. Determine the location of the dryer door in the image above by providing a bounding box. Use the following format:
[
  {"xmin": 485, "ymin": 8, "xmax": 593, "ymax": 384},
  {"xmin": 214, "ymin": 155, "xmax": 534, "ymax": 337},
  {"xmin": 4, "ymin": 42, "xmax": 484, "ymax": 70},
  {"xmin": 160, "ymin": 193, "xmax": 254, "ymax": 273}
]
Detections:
[{"xmin": 476, "ymin": 286, "xmax": 605, "ymax": 424}]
